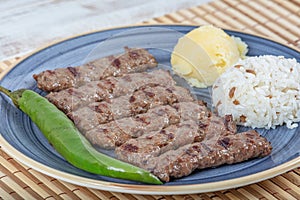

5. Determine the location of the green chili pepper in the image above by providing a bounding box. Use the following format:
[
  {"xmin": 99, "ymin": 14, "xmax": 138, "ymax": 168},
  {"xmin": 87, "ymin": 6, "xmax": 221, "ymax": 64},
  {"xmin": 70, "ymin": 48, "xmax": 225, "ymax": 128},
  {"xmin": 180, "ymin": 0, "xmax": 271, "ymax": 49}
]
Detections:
[{"xmin": 0, "ymin": 86, "xmax": 162, "ymax": 184}]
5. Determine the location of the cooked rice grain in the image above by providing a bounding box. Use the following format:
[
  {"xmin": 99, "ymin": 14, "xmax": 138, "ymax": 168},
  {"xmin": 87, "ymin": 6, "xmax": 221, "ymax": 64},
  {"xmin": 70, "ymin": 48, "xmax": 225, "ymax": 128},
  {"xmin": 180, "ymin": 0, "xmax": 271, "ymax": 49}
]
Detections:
[{"xmin": 212, "ymin": 55, "xmax": 300, "ymax": 129}]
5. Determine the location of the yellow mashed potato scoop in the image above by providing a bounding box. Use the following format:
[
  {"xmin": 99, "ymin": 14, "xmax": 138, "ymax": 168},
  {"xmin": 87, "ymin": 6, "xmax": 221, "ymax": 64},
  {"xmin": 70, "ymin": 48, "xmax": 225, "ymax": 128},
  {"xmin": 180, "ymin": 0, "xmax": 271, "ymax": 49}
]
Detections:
[{"xmin": 171, "ymin": 25, "xmax": 248, "ymax": 88}]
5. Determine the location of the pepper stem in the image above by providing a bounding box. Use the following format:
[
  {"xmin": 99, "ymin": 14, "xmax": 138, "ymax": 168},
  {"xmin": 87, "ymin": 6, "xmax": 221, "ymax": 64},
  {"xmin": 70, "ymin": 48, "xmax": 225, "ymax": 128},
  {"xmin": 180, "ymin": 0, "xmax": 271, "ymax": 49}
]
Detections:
[
  {"xmin": 0, "ymin": 85, "xmax": 12, "ymax": 97},
  {"xmin": 0, "ymin": 86, "xmax": 25, "ymax": 107}
]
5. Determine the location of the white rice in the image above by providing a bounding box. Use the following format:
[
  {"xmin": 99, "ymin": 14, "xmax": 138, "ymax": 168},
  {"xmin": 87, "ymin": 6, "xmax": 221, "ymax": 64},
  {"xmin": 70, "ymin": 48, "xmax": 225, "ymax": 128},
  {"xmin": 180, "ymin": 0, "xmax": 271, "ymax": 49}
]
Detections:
[{"xmin": 212, "ymin": 55, "xmax": 300, "ymax": 129}]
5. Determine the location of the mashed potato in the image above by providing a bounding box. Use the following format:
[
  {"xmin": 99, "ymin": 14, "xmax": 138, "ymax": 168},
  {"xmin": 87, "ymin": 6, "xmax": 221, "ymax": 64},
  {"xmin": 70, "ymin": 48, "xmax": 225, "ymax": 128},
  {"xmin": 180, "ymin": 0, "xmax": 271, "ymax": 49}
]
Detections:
[
  {"xmin": 171, "ymin": 25, "xmax": 248, "ymax": 88},
  {"xmin": 212, "ymin": 55, "xmax": 300, "ymax": 129}
]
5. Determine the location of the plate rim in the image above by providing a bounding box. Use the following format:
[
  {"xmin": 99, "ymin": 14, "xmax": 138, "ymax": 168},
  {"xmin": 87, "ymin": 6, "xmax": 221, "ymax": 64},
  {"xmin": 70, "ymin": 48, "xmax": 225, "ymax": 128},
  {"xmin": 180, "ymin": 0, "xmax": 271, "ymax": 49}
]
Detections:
[
  {"xmin": 1, "ymin": 134, "xmax": 300, "ymax": 195},
  {"xmin": 1, "ymin": 23, "xmax": 299, "ymax": 79},
  {"xmin": 1, "ymin": 24, "xmax": 300, "ymax": 195}
]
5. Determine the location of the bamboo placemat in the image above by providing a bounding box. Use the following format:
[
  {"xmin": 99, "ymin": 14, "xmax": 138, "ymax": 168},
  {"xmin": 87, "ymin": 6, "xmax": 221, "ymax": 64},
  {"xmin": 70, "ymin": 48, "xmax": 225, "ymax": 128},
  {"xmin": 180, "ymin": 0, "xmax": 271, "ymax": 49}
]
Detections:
[{"xmin": 1, "ymin": 0, "xmax": 300, "ymax": 199}]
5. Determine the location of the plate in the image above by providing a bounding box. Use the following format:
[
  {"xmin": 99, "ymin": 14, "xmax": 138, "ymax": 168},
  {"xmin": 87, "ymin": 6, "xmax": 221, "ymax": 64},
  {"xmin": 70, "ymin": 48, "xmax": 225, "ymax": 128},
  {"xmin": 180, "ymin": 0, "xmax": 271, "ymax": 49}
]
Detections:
[{"xmin": 0, "ymin": 25, "xmax": 300, "ymax": 195}]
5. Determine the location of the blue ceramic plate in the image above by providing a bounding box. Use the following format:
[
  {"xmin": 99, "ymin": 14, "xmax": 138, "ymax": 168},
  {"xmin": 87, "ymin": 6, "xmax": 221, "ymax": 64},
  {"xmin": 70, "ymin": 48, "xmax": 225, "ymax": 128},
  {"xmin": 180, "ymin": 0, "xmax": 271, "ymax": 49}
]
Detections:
[{"xmin": 0, "ymin": 25, "xmax": 300, "ymax": 195}]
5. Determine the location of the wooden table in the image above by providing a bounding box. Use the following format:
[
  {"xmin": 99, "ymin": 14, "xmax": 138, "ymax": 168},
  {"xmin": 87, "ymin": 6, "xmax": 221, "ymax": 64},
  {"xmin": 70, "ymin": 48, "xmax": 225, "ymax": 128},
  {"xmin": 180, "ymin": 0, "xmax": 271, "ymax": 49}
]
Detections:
[{"xmin": 1, "ymin": 0, "xmax": 300, "ymax": 199}]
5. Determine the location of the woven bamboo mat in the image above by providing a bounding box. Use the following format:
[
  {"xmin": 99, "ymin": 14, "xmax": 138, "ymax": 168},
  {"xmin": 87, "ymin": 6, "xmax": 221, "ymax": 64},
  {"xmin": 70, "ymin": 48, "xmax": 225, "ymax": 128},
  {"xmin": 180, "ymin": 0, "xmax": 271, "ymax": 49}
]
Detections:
[{"xmin": 1, "ymin": 0, "xmax": 300, "ymax": 199}]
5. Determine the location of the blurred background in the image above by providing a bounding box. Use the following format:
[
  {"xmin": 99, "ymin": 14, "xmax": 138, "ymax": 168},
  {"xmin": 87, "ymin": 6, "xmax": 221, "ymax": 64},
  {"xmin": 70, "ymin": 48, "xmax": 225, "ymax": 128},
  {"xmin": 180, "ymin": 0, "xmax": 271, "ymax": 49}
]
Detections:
[{"xmin": 0, "ymin": 0, "xmax": 211, "ymax": 61}]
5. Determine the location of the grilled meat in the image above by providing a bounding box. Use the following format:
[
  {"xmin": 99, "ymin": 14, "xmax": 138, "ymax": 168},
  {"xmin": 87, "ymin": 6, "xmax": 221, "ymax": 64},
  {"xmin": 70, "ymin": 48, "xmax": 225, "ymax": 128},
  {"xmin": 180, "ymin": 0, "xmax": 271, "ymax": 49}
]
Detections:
[
  {"xmin": 115, "ymin": 120, "xmax": 205, "ymax": 166},
  {"xmin": 85, "ymin": 105, "xmax": 179, "ymax": 149},
  {"xmin": 202, "ymin": 114, "xmax": 237, "ymax": 140},
  {"xmin": 115, "ymin": 109, "xmax": 237, "ymax": 167},
  {"xmin": 85, "ymin": 101, "xmax": 209, "ymax": 149},
  {"xmin": 145, "ymin": 130, "xmax": 272, "ymax": 182},
  {"xmin": 46, "ymin": 69, "xmax": 175, "ymax": 113},
  {"xmin": 68, "ymin": 85, "xmax": 194, "ymax": 132},
  {"xmin": 33, "ymin": 48, "xmax": 158, "ymax": 92}
]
